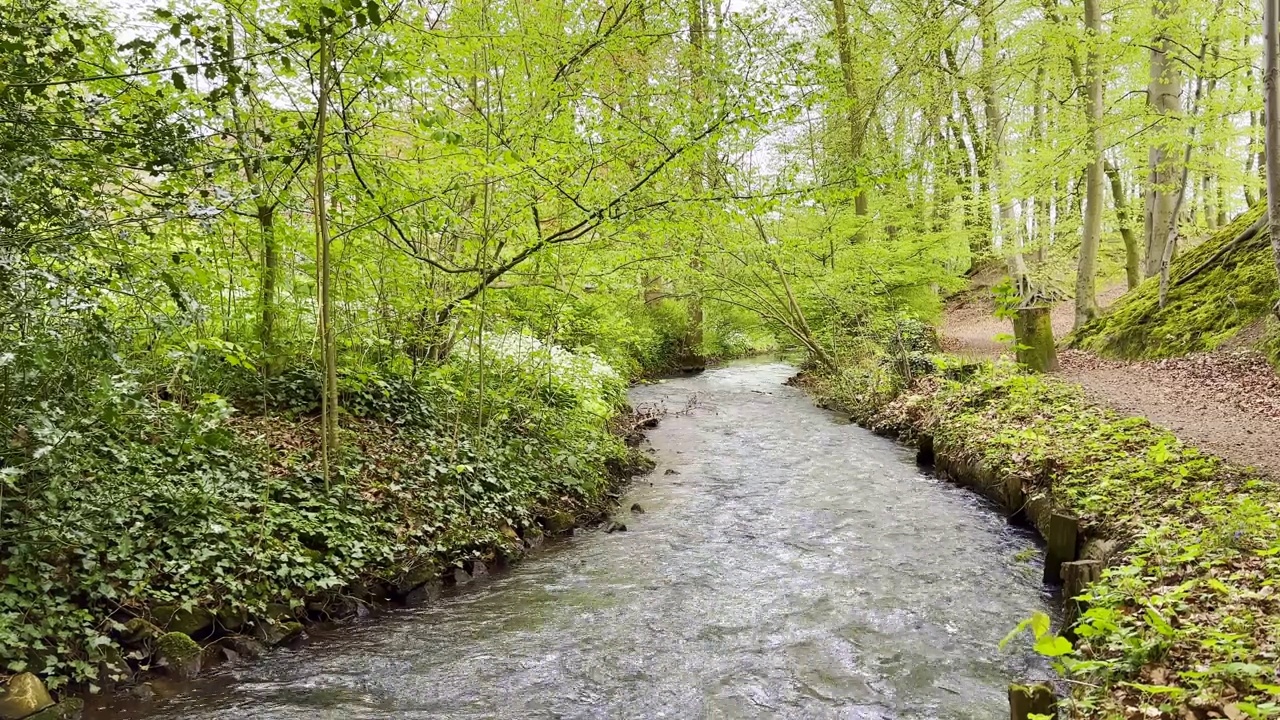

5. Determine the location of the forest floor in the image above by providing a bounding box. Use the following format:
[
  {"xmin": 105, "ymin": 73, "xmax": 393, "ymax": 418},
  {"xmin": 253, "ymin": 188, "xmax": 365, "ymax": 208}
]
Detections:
[{"xmin": 940, "ymin": 284, "xmax": 1280, "ymax": 478}]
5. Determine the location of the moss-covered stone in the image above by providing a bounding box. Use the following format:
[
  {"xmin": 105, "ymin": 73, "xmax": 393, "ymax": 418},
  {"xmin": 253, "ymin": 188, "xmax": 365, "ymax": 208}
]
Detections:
[
  {"xmin": 0, "ymin": 672, "xmax": 54, "ymax": 720},
  {"xmin": 119, "ymin": 617, "xmax": 160, "ymax": 646},
  {"xmin": 152, "ymin": 605, "xmax": 213, "ymax": 637},
  {"xmin": 542, "ymin": 510, "xmax": 575, "ymax": 535},
  {"xmin": 155, "ymin": 631, "xmax": 202, "ymax": 680},
  {"xmin": 253, "ymin": 620, "xmax": 303, "ymax": 646},
  {"xmin": 216, "ymin": 605, "xmax": 248, "ymax": 631}
]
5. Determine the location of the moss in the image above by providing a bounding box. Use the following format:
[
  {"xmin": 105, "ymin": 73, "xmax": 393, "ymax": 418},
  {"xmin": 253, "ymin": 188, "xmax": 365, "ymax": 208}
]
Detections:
[
  {"xmin": 155, "ymin": 631, "xmax": 202, "ymax": 680},
  {"xmin": 1069, "ymin": 205, "xmax": 1278, "ymax": 359},
  {"xmin": 151, "ymin": 605, "xmax": 213, "ymax": 637}
]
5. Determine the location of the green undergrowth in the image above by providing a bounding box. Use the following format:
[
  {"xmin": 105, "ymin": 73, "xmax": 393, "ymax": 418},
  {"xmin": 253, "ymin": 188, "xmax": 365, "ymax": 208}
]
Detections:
[
  {"xmin": 0, "ymin": 341, "xmax": 641, "ymax": 691},
  {"xmin": 808, "ymin": 361, "xmax": 1280, "ymax": 719},
  {"xmin": 1070, "ymin": 205, "xmax": 1278, "ymax": 361}
]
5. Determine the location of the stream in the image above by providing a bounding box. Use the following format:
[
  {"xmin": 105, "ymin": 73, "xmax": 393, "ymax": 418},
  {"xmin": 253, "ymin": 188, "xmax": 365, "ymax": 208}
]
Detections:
[{"xmin": 87, "ymin": 359, "xmax": 1049, "ymax": 719}]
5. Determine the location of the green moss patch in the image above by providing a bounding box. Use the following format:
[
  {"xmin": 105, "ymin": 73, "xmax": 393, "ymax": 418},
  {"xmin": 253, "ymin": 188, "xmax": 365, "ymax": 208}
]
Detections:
[
  {"xmin": 1070, "ymin": 205, "xmax": 1278, "ymax": 360},
  {"xmin": 810, "ymin": 362, "xmax": 1280, "ymax": 719}
]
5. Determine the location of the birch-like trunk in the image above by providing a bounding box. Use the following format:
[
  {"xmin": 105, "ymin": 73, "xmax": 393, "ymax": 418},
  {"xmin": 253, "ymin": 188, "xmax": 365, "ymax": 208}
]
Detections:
[
  {"xmin": 1265, "ymin": 0, "xmax": 1280, "ymax": 312},
  {"xmin": 1076, "ymin": 0, "xmax": 1104, "ymax": 329},
  {"xmin": 1144, "ymin": 0, "xmax": 1183, "ymax": 277}
]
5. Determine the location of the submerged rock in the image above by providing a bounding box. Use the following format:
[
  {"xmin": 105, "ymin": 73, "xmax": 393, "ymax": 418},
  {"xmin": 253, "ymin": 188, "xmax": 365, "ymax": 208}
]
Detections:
[
  {"xmin": 664, "ymin": 469, "xmax": 679, "ymax": 475},
  {"xmin": 604, "ymin": 521, "xmax": 628, "ymax": 533},
  {"xmin": 221, "ymin": 634, "xmax": 267, "ymax": 660},
  {"xmin": 25, "ymin": 698, "xmax": 84, "ymax": 720},
  {"xmin": 155, "ymin": 632, "xmax": 202, "ymax": 680},
  {"xmin": 0, "ymin": 672, "xmax": 54, "ymax": 720},
  {"xmin": 630, "ymin": 503, "xmax": 645, "ymax": 514}
]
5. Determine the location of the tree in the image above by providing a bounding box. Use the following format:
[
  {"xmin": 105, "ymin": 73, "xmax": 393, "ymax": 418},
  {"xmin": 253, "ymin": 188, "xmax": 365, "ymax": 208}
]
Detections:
[{"xmin": 1076, "ymin": 0, "xmax": 1104, "ymax": 328}]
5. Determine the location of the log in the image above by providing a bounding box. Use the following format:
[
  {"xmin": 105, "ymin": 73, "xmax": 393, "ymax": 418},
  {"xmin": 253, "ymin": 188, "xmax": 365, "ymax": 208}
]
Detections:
[
  {"xmin": 1043, "ymin": 512, "xmax": 1079, "ymax": 584},
  {"xmin": 1009, "ymin": 682, "xmax": 1057, "ymax": 720},
  {"xmin": 1012, "ymin": 306, "xmax": 1059, "ymax": 373},
  {"xmin": 1061, "ymin": 559, "xmax": 1103, "ymax": 633}
]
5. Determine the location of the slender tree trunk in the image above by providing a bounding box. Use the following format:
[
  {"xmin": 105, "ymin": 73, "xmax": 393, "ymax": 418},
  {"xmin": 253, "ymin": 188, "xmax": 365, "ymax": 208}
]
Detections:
[
  {"xmin": 979, "ymin": 0, "xmax": 1026, "ymax": 292},
  {"xmin": 313, "ymin": 35, "xmax": 338, "ymax": 489},
  {"xmin": 832, "ymin": 0, "xmax": 870, "ymax": 231},
  {"xmin": 1266, "ymin": 0, "xmax": 1280, "ymax": 312},
  {"xmin": 682, "ymin": 0, "xmax": 707, "ymax": 365},
  {"xmin": 258, "ymin": 202, "xmax": 279, "ymax": 371},
  {"xmin": 1076, "ymin": 0, "xmax": 1104, "ymax": 329},
  {"xmin": 1104, "ymin": 161, "xmax": 1141, "ymax": 289},
  {"xmin": 1144, "ymin": 0, "xmax": 1183, "ymax": 277}
]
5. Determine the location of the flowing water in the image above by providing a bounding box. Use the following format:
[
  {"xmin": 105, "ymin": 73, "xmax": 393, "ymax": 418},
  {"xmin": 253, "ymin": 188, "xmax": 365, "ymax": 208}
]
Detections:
[{"xmin": 87, "ymin": 360, "xmax": 1049, "ymax": 720}]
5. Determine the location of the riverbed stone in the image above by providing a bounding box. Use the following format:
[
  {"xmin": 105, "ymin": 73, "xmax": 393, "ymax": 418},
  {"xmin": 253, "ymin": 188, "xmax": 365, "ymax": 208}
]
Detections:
[
  {"xmin": 453, "ymin": 567, "xmax": 473, "ymax": 585},
  {"xmin": 605, "ymin": 521, "xmax": 627, "ymax": 533},
  {"xmin": 396, "ymin": 562, "xmax": 439, "ymax": 596},
  {"xmin": 0, "ymin": 672, "xmax": 54, "ymax": 720},
  {"xmin": 24, "ymin": 698, "xmax": 84, "ymax": 720},
  {"xmin": 221, "ymin": 635, "xmax": 267, "ymax": 660},
  {"xmin": 254, "ymin": 620, "xmax": 304, "ymax": 646},
  {"xmin": 630, "ymin": 503, "xmax": 644, "ymax": 514},
  {"xmin": 152, "ymin": 605, "xmax": 213, "ymax": 637},
  {"xmin": 404, "ymin": 578, "xmax": 443, "ymax": 606},
  {"xmin": 469, "ymin": 560, "xmax": 489, "ymax": 579},
  {"xmin": 155, "ymin": 631, "xmax": 202, "ymax": 680}
]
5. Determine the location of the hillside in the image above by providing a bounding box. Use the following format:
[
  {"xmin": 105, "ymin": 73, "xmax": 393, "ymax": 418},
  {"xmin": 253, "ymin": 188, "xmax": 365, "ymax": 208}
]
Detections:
[{"xmin": 1069, "ymin": 205, "xmax": 1278, "ymax": 362}]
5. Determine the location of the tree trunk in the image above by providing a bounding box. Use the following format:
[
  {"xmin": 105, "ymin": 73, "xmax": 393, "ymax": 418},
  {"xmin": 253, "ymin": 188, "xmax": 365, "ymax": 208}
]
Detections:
[
  {"xmin": 313, "ymin": 35, "xmax": 338, "ymax": 490},
  {"xmin": 1013, "ymin": 306, "xmax": 1059, "ymax": 372},
  {"xmin": 1266, "ymin": 0, "xmax": 1280, "ymax": 312},
  {"xmin": 832, "ymin": 0, "xmax": 871, "ymax": 232},
  {"xmin": 1104, "ymin": 161, "xmax": 1141, "ymax": 290},
  {"xmin": 979, "ymin": 0, "xmax": 1026, "ymax": 291},
  {"xmin": 258, "ymin": 202, "xmax": 279, "ymax": 372},
  {"xmin": 1144, "ymin": 0, "xmax": 1184, "ymax": 278},
  {"xmin": 1076, "ymin": 0, "xmax": 1104, "ymax": 329}
]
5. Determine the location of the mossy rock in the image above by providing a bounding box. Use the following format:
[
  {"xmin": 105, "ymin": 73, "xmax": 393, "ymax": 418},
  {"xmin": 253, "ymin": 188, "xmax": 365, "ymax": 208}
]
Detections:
[
  {"xmin": 0, "ymin": 672, "xmax": 54, "ymax": 720},
  {"xmin": 542, "ymin": 510, "xmax": 576, "ymax": 535},
  {"xmin": 155, "ymin": 631, "xmax": 202, "ymax": 680},
  {"xmin": 25, "ymin": 699, "xmax": 85, "ymax": 720},
  {"xmin": 254, "ymin": 620, "xmax": 304, "ymax": 646},
  {"xmin": 395, "ymin": 561, "xmax": 440, "ymax": 595},
  {"xmin": 152, "ymin": 605, "xmax": 214, "ymax": 637},
  {"xmin": 119, "ymin": 617, "xmax": 161, "ymax": 647},
  {"xmin": 216, "ymin": 605, "xmax": 248, "ymax": 631},
  {"xmin": 263, "ymin": 603, "xmax": 295, "ymax": 622}
]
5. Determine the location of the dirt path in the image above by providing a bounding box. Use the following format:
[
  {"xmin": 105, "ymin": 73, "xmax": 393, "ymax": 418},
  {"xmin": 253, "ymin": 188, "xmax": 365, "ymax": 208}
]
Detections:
[{"xmin": 941, "ymin": 288, "xmax": 1280, "ymax": 478}]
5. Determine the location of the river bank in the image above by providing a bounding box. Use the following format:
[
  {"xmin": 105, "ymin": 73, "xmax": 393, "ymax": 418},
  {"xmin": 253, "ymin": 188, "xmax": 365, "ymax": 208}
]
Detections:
[
  {"xmin": 0, "ymin": 348, "xmax": 656, "ymax": 720},
  {"xmin": 801, "ymin": 361, "xmax": 1280, "ymax": 719}
]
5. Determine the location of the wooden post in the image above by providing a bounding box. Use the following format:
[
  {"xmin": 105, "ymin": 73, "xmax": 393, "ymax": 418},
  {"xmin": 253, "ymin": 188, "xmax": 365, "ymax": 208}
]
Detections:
[
  {"xmin": 1009, "ymin": 682, "xmax": 1057, "ymax": 719},
  {"xmin": 1061, "ymin": 559, "xmax": 1103, "ymax": 634},
  {"xmin": 1012, "ymin": 306, "xmax": 1060, "ymax": 373},
  {"xmin": 1043, "ymin": 512, "xmax": 1079, "ymax": 584}
]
